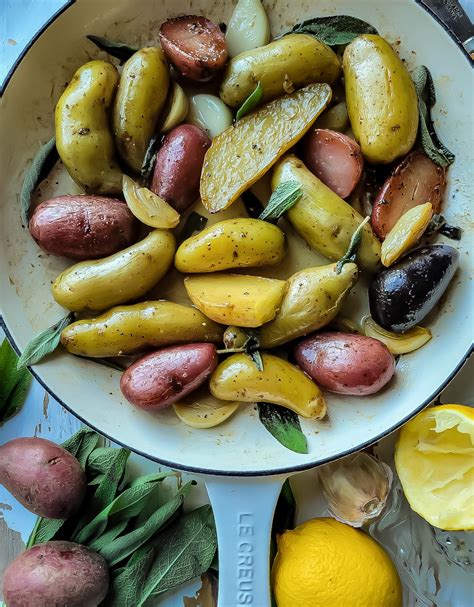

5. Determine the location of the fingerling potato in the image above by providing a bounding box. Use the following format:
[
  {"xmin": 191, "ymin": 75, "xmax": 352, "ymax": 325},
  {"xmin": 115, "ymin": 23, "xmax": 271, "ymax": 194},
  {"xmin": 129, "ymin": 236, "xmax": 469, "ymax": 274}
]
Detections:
[
  {"xmin": 55, "ymin": 60, "xmax": 122, "ymax": 194},
  {"xmin": 3, "ymin": 541, "xmax": 108, "ymax": 607},
  {"xmin": 159, "ymin": 16, "xmax": 227, "ymax": 82},
  {"xmin": 29, "ymin": 195, "xmax": 138, "ymax": 260},
  {"xmin": 295, "ymin": 332, "xmax": 395, "ymax": 395},
  {"xmin": 52, "ymin": 229, "xmax": 175, "ymax": 311},
  {"xmin": 113, "ymin": 47, "xmax": 169, "ymax": 172},
  {"xmin": 120, "ymin": 343, "xmax": 218, "ymax": 411},
  {"xmin": 0, "ymin": 437, "xmax": 85, "ymax": 518},
  {"xmin": 151, "ymin": 124, "xmax": 211, "ymax": 212}
]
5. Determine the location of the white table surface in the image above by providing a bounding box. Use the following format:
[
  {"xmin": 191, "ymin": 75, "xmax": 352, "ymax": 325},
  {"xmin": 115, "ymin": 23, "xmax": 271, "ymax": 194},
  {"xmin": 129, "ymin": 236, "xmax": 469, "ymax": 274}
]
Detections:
[{"xmin": 1, "ymin": 2, "xmax": 473, "ymax": 606}]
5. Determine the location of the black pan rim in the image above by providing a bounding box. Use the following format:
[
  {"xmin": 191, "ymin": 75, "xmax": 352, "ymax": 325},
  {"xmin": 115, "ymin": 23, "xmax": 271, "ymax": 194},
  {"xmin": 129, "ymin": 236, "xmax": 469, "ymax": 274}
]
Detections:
[{"xmin": 0, "ymin": 0, "xmax": 472, "ymax": 476}]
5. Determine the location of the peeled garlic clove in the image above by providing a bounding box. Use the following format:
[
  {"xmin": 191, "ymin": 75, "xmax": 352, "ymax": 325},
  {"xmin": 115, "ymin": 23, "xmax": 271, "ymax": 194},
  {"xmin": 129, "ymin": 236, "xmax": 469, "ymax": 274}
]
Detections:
[
  {"xmin": 363, "ymin": 315, "xmax": 432, "ymax": 355},
  {"xmin": 225, "ymin": 0, "xmax": 271, "ymax": 58},
  {"xmin": 223, "ymin": 326, "xmax": 248, "ymax": 349},
  {"xmin": 122, "ymin": 175, "xmax": 180, "ymax": 228},
  {"xmin": 187, "ymin": 94, "xmax": 233, "ymax": 138},
  {"xmin": 318, "ymin": 452, "xmax": 393, "ymax": 527},
  {"xmin": 316, "ymin": 101, "xmax": 349, "ymax": 132},
  {"xmin": 161, "ymin": 82, "xmax": 189, "ymax": 133},
  {"xmin": 173, "ymin": 388, "xmax": 240, "ymax": 428},
  {"xmin": 381, "ymin": 202, "xmax": 433, "ymax": 267}
]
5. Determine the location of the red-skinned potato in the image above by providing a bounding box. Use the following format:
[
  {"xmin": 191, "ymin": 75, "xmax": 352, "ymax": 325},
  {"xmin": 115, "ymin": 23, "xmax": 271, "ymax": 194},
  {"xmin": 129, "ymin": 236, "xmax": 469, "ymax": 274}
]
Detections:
[
  {"xmin": 3, "ymin": 541, "xmax": 109, "ymax": 607},
  {"xmin": 120, "ymin": 343, "xmax": 218, "ymax": 411},
  {"xmin": 302, "ymin": 128, "xmax": 364, "ymax": 198},
  {"xmin": 151, "ymin": 124, "xmax": 211, "ymax": 212},
  {"xmin": 371, "ymin": 150, "xmax": 446, "ymax": 240},
  {"xmin": 0, "ymin": 437, "xmax": 86, "ymax": 519},
  {"xmin": 294, "ymin": 332, "xmax": 395, "ymax": 395},
  {"xmin": 29, "ymin": 195, "xmax": 138, "ymax": 260},
  {"xmin": 159, "ymin": 16, "xmax": 228, "ymax": 82}
]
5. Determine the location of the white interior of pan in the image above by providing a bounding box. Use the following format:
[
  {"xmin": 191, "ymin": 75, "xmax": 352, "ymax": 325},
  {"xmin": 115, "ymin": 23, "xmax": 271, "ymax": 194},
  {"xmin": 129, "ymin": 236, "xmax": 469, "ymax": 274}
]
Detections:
[{"xmin": 0, "ymin": 0, "xmax": 472, "ymax": 474}]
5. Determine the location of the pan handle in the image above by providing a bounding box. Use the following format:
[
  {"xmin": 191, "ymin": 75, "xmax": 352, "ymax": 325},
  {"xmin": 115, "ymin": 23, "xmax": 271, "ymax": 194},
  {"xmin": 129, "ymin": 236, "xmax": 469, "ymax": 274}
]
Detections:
[{"xmin": 205, "ymin": 474, "xmax": 288, "ymax": 607}]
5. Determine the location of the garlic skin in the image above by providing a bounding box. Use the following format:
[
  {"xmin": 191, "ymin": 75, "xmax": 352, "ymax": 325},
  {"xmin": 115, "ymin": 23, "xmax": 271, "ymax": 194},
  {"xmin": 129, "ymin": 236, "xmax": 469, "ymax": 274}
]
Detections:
[{"xmin": 318, "ymin": 452, "xmax": 393, "ymax": 527}]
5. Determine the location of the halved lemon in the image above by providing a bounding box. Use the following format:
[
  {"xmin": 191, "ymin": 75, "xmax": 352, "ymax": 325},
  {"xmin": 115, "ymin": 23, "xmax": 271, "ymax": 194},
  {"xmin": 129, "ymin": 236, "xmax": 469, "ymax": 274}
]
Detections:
[
  {"xmin": 173, "ymin": 388, "xmax": 239, "ymax": 429},
  {"xmin": 395, "ymin": 404, "xmax": 474, "ymax": 530},
  {"xmin": 122, "ymin": 175, "xmax": 180, "ymax": 229}
]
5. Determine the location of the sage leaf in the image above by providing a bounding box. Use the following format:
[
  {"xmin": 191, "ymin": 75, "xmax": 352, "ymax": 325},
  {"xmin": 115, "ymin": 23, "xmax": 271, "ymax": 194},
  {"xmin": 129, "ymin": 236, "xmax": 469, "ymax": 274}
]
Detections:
[
  {"xmin": 141, "ymin": 132, "xmax": 161, "ymax": 179},
  {"xmin": 99, "ymin": 481, "xmax": 194, "ymax": 566},
  {"xmin": 138, "ymin": 505, "xmax": 217, "ymax": 603},
  {"xmin": 412, "ymin": 65, "xmax": 455, "ymax": 167},
  {"xmin": 74, "ymin": 472, "xmax": 164, "ymax": 544},
  {"xmin": 26, "ymin": 517, "xmax": 64, "ymax": 548},
  {"xmin": 62, "ymin": 428, "xmax": 100, "ymax": 467},
  {"xmin": 17, "ymin": 313, "xmax": 74, "ymax": 369},
  {"xmin": 107, "ymin": 545, "xmax": 155, "ymax": 607},
  {"xmin": 236, "ymin": 82, "xmax": 263, "ymax": 121},
  {"xmin": 426, "ymin": 213, "xmax": 462, "ymax": 240},
  {"xmin": 259, "ymin": 181, "xmax": 302, "ymax": 222},
  {"xmin": 20, "ymin": 136, "xmax": 58, "ymax": 226},
  {"xmin": 178, "ymin": 212, "xmax": 208, "ymax": 243},
  {"xmin": 258, "ymin": 404, "xmax": 308, "ymax": 454},
  {"xmin": 250, "ymin": 350, "xmax": 264, "ymax": 371},
  {"xmin": 0, "ymin": 339, "xmax": 31, "ymax": 424},
  {"xmin": 87, "ymin": 520, "xmax": 129, "ymax": 551},
  {"xmin": 87, "ymin": 35, "xmax": 138, "ymax": 63},
  {"xmin": 240, "ymin": 190, "xmax": 264, "ymax": 218},
  {"xmin": 289, "ymin": 15, "xmax": 378, "ymax": 45}
]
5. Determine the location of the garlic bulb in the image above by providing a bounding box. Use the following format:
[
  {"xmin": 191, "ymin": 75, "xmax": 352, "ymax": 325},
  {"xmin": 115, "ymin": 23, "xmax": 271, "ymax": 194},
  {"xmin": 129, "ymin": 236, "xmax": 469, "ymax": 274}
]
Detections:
[{"xmin": 318, "ymin": 452, "xmax": 393, "ymax": 527}]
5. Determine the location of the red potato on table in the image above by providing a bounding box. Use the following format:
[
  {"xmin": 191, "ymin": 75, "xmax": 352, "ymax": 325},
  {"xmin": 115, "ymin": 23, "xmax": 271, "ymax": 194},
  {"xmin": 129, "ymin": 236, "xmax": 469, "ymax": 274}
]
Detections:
[
  {"xmin": 302, "ymin": 128, "xmax": 364, "ymax": 198},
  {"xmin": 29, "ymin": 195, "xmax": 138, "ymax": 260},
  {"xmin": 121, "ymin": 343, "xmax": 218, "ymax": 411},
  {"xmin": 0, "ymin": 437, "xmax": 86, "ymax": 518},
  {"xmin": 151, "ymin": 124, "xmax": 211, "ymax": 212},
  {"xmin": 3, "ymin": 541, "xmax": 109, "ymax": 607},
  {"xmin": 371, "ymin": 150, "xmax": 446, "ymax": 240},
  {"xmin": 159, "ymin": 15, "xmax": 228, "ymax": 82},
  {"xmin": 294, "ymin": 332, "xmax": 395, "ymax": 396}
]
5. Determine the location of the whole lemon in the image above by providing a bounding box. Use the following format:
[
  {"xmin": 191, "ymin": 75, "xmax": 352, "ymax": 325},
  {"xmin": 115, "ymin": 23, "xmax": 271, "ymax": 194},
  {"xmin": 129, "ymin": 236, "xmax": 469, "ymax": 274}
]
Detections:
[{"xmin": 271, "ymin": 517, "xmax": 402, "ymax": 607}]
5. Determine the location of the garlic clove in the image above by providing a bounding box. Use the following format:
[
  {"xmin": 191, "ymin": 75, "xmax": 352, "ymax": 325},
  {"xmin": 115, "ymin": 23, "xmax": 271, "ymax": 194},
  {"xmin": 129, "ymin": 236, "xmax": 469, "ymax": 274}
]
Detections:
[
  {"xmin": 318, "ymin": 452, "xmax": 393, "ymax": 527},
  {"xmin": 187, "ymin": 94, "xmax": 233, "ymax": 139},
  {"xmin": 225, "ymin": 0, "xmax": 271, "ymax": 58}
]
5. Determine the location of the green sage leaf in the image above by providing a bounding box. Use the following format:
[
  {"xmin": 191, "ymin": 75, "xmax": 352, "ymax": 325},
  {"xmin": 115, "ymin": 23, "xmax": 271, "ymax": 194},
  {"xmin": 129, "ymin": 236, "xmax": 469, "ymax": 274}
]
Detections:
[
  {"xmin": 62, "ymin": 428, "xmax": 101, "ymax": 468},
  {"xmin": 236, "ymin": 82, "xmax": 263, "ymax": 121},
  {"xmin": 87, "ymin": 35, "xmax": 138, "ymax": 63},
  {"xmin": 87, "ymin": 520, "xmax": 129, "ymax": 552},
  {"xmin": 17, "ymin": 313, "xmax": 74, "ymax": 369},
  {"xmin": 258, "ymin": 404, "xmax": 308, "ymax": 454},
  {"xmin": 107, "ymin": 545, "xmax": 155, "ymax": 607},
  {"xmin": 259, "ymin": 181, "xmax": 302, "ymax": 222},
  {"xmin": 289, "ymin": 15, "xmax": 378, "ymax": 45},
  {"xmin": 20, "ymin": 136, "xmax": 58, "ymax": 226},
  {"xmin": 0, "ymin": 339, "xmax": 31, "ymax": 423},
  {"xmin": 138, "ymin": 505, "xmax": 217, "ymax": 603},
  {"xmin": 26, "ymin": 517, "xmax": 64, "ymax": 548},
  {"xmin": 141, "ymin": 132, "xmax": 161, "ymax": 179},
  {"xmin": 412, "ymin": 65, "xmax": 455, "ymax": 168},
  {"xmin": 99, "ymin": 481, "xmax": 194, "ymax": 566}
]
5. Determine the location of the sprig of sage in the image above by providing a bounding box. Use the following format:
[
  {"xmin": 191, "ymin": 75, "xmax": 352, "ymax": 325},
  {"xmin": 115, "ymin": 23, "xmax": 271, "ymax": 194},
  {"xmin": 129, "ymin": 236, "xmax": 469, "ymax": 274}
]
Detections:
[
  {"xmin": 259, "ymin": 181, "xmax": 302, "ymax": 222},
  {"xmin": 0, "ymin": 339, "xmax": 31, "ymax": 425},
  {"xmin": 236, "ymin": 82, "xmax": 263, "ymax": 121},
  {"xmin": 87, "ymin": 35, "xmax": 138, "ymax": 63},
  {"xmin": 20, "ymin": 136, "xmax": 58, "ymax": 226},
  {"xmin": 17, "ymin": 313, "xmax": 74, "ymax": 370},
  {"xmin": 412, "ymin": 65, "xmax": 455, "ymax": 168},
  {"xmin": 289, "ymin": 15, "xmax": 377, "ymax": 45},
  {"xmin": 258, "ymin": 404, "xmax": 308, "ymax": 453}
]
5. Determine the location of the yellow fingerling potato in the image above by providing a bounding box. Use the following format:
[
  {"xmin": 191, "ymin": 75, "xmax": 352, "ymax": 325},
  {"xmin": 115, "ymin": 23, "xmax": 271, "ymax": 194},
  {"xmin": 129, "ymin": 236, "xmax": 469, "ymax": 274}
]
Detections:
[
  {"xmin": 173, "ymin": 387, "xmax": 240, "ymax": 428},
  {"xmin": 220, "ymin": 34, "xmax": 340, "ymax": 107},
  {"xmin": 343, "ymin": 35, "xmax": 418, "ymax": 164},
  {"xmin": 55, "ymin": 60, "xmax": 122, "ymax": 194},
  {"xmin": 113, "ymin": 47, "xmax": 169, "ymax": 172},
  {"xmin": 184, "ymin": 274, "xmax": 286, "ymax": 327},
  {"xmin": 200, "ymin": 83, "xmax": 332, "ymax": 213},
  {"xmin": 259, "ymin": 262, "xmax": 359, "ymax": 348},
  {"xmin": 52, "ymin": 230, "xmax": 175, "ymax": 312},
  {"xmin": 60, "ymin": 301, "xmax": 224, "ymax": 357},
  {"xmin": 175, "ymin": 218, "xmax": 285, "ymax": 273},
  {"xmin": 210, "ymin": 353, "xmax": 326, "ymax": 419},
  {"xmin": 273, "ymin": 155, "xmax": 381, "ymax": 273}
]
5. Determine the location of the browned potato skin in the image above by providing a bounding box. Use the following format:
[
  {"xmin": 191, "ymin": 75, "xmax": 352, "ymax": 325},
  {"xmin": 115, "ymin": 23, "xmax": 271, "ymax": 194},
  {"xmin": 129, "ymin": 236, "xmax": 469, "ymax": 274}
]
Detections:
[
  {"xmin": 0, "ymin": 437, "xmax": 86, "ymax": 519},
  {"xmin": 151, "ymin": 124, "xmax": 211, "ymax": 212},
  {"xmin": 294, "ymin": 332, "xmax": 395, "ymax": 395},
  {"xmin": 159, "ymin": 16, "xmax": 228, "ymax": 82},
  {"xmin": 2, "ymin": 541, "xmax": 109, "ymax": 607},
  {"xmin": 121, "ymin": 343, "xmax": 218, "ymax": 411},
  {"xmin": 29, "ymin": 195, "xmax": 138, "ymax": 260}
]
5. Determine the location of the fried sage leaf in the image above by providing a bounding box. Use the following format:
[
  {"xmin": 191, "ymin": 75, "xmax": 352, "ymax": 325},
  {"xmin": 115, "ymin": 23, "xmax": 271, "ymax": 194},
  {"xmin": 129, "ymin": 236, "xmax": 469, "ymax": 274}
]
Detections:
[
  {"xmin": 289, "ymin": 15, "xmax": 377, "ymax": 46},
  {"xmin": 258, "ymin": 404, "xmax": 308, "ymax": 454},
  {"xmin": 87, "ymin": 35, "xmax": 138, "ymax": 62}
]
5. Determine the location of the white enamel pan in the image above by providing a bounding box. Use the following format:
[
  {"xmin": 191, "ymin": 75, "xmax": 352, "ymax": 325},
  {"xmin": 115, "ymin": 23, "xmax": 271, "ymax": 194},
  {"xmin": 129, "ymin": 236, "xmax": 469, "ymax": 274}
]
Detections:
[{"xmin": 0, "ymin": 1, "xmax": 472, "ymax": 605}]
